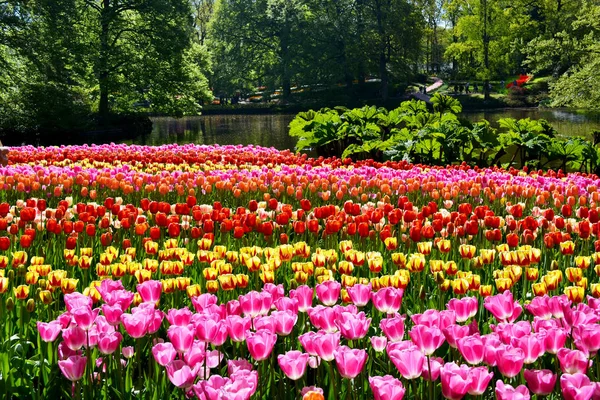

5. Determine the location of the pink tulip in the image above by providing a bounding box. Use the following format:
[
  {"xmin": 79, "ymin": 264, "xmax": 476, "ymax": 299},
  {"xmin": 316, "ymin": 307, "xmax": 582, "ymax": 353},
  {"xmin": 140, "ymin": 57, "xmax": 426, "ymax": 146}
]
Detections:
[
  {"xmin": 542, "ymin": 327, "xmax": 568, "ymax": 354},
  {"xmin": 495, "ymin": 380, "xmax": 530, "ymax": 400},
  {"xmin": 62, "ymin": 326, "xmax": 87, "ymax": 350},
  {"xmin": 411, "ymin": 309, "xmax": 456, "ymax": 330},
  {"xmin": 64, "ymin": 293, "xmax": 93, "ymax": 313},
  {"xmin": 228, "ymin": 359, "xmax": 253, "ymax": 376},
  {"xmin": 191, "ymin": 293, "xmax": 218, "ymax": 313},
  {"xmin": 387, "ymin": 345, "xmax": 425, "ymax": 380},
  {"xmin": 263, "ymin": 283, "xmax": 285, "ymax": 304},
  {"xmin": 369, "ymin": 375, "xmax": 406, "ymax": 400},
  {"xmin": 548, "ymin": 294, "xmax": 570, "ymax": 319},
  {"xmin": 166, "ymin": 360, "xmax": 198, "ymax": 389},
  {"xmin": 97, "ymin": 332, "xmax": 122, "ymax": 355},
  {"xmin": 37, "ymin": 321, "xmax": 62, "ymax": 342},
  {"xmin": 58, "ymin": 355, "xmax": 87, "ymax": 382},
  {"xmin": 409, "ymin": 325, "xmax": 445, "ymax": 356},
  {"xmin": 561, "ymin": 373, "xmax": 596, "ymax": 400},
  {"xmin": 272, "ymin": 310, "xmax": 298, "ymax": 336},
  {"xmin": 246, "ymin": 329, "xmax": 277, "ymax": 361},
  {"xmin": 372, "ymin": 287, "xmax": 403, "ymax": 314},
  {"xmin": 466, "ymin": 366, "xmax": 493, "ymax": 395},
  {"xmin": 574, "ymin": 324, "xmax": 600, "ymax": 355},
  {"xmin": 558, "ymin": 348, "xmax": 590, "ymax": 374},
  {"xmin": 380, "ymin": 314, "xmax": 405, "ymax": 342},
  {"xmin": 447, "ymin": 297, "xmax": 478, "ymax": 323},
  {"xmin": 152, "ymin": 342, "xmax": 177, "ymax": 366},
  {"xmin": 484, "ymin": 291, "xmax": 522, "ymax": 323},
  {"xmin": 334, "ymin": 346, "xmax": 367, "ymax": 379},
  {"xmin": 167, "ymin": 325, "xmax": 195, "ymax": 353},
  {"xmin": 523, "ymin": 369, "xmax": 557, "ymax": 396},
  {"xmin": 166, "ymin": 308, "xmax": 193, "ymax": 326},
  {"xmin": 102, "ymin": 304, "xmax": 124, "ymax": 325},
  {"xmin": 194, "ymin": 314, "xmax": 221, "ymax": 343},
  {"xmin": 277, "ymin": 350, "xmax": 309, "ymax": 380},
  {"xmin": 226, "ymin": 299, "xmax": 242, "ymax": 316},
  {"xmin": 511, "ymin": 333, "xmax": 545, "ymax": 364},
  {"xmin": 443, "ymin": 324, "xmax": 470, "ymax": 348},
  {"xmin": 440, "ymin": 362, "xmax": 471, "ymax": 400},
  {"xmin": 316, "ymin": 280, "xmax": 341, "ymax": 306},
  {"xmin": 122, "ymin": 346, "xmax": 134, "ymax": 358},
  {"xmin": 336, "ymin": 311, "xmax": 371, "ymax": 340},
  {"xmin": 239, "ymin": 291, "xmax": 272, "ymax": 318},
  {"xmin": 496, "ymin": 346, "xmax": 525, "ymax": 378},
  {"xmin": 137, "ymin": 280, "xmax": 162, "ymax": 303},
  {"xmin": 346, "ymin": 283, "xmax": 372, "ymax": 307},
  {"xmin": 422, "ymin": 356, "xmax": 444, "ymax": 381},
  {"xmin": 274, "ymin": 297, "xmax": 299, "ymax": 314},
  {"xmin": 532, "ymin": 317, "xmax": 559, "ymax": 332},
  {"xmin": 371, "ymin": 336, "xmax": 388, "ymax": 352},
  {"xmin": 299, "ymin": 331, "xmax": 319, "ymax": 356},
  {"xmin": 254, "ymin": 315, "xmax": 276, "ymax": 333},
  {"xmin": 313, "ymin": 331, "xmax": 340, "ymax": 362},
  {"xmin": 525, "ymin": 296, "xmax": 552, "ymax": 319},
  {"xmin": 483, "ymin": 335, "xmax": 503, "ymax": 366},
  {"xmin": 307, "ymin": 305, "xmax": 338, "ymax": 333},
  {"xmin": 184, "ymin": 340, "xmax": 207, "ymax": 369},
  {"xmin": 120, "ymin": 312, "xmax": 149, "ymax": 339},
  {"xmin": 72, "ymin": 306, "xmax": 97, "ymax": 330},
  {"xmin": 289, "ymin": 285, "xmax": 313, "ymax": 312},
  {"xmin": 456, "ymin": 334, "xmax": 485, "ymax": 365},
  {"xmin": 227, "ymin": 315, "xmax": 251, "ymax": 343}
]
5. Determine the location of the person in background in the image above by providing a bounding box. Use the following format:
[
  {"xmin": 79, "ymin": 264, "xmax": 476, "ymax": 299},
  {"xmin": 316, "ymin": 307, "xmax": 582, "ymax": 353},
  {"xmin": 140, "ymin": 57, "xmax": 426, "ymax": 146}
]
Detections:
[
  {"xmin": 0, "ymin": 142, "xmax": 8, "ymax": 166},
  {"xmin": 465, "ymin": 82, "xmax": 470, "ymax": 94},
  {"xmin": 474, "ymin": 82, "xmax": 479, "ymax": 93}
]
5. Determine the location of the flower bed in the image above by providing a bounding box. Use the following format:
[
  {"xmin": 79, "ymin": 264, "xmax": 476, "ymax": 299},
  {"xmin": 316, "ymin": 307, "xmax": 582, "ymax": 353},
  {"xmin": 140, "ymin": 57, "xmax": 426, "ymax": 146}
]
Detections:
[{"xmin": 1, "ymin": 144, "xmax": 599, "ymax": 399}]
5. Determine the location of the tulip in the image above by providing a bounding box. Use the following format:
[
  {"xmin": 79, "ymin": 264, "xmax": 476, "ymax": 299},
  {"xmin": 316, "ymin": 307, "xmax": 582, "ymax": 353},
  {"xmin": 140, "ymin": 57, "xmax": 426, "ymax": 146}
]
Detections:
[
  {"xmin": 334, "ymin": 346, "xmax": 367, "ymax": 379},
  {"xmin": 495, "ymin": 380, "xmax": 530, "ymax": 400},
  {"xmin": 387, "ymin": 345, "xmax": 425, "ymax": 380},
  {"xmin": 166, "ymin": 360, "xmax": 198, "ymax": 389},
  {"xmin": 277, "ymin": 350, "xmax": 309, "ymax": 380},
  {"xmin": 152, "ymin": 342, "xmax": 177, "ymax": 366},
  {"xmin": 239, "ymin": 291, "xmax": 272, "ymax": 318},
  {"xmin": 466, "ymin": 366, "xmax": 493, "ymax": 395},
  {"xmin": 167, "ymin": 325, "xmax": 195, "ymax": 353},
  {"xmin": 58, "ymin": 355, "xmax": 87, "ymax": 382},
  {"xmin": 457, "ymin": 335, "xmax": 484, "ymax": 365},
  {"xmin": 372, "ymin": 287, "xmax": 403, "ymax": 314},
  {"xmin": 227, "ymin": 315, "xmax": 251, "ymax": 343},
  {"xmin": 137, "ymin": 280, "xmax": 162, "ymax": 303},
  {"xmin": 511, "ymin": 333, "xmax": 546, "ymax": 364},
  {"xmin": 369, "ymin": 375, "xmax": 406, "ymax": 400},
  {"xmin": 379, "ymin": 313, "xmax": 405, "ymax": 342},
  {"xmin": 443, "ymin": 324, "xmax": 470, "ymax": 348},
  {"xmin": 422, "ymin": 356, "xmax": 444, "ymax": 381},
  {"xmin": 336, "ymin": 311, "xmax": 371, "ymax": 340},
  {"xmin": 166, "ymin": 308, "xmax": 193, "ymax": 326},
  {"xmin": 371, "ymin": 336, "xmax": 388, "ymax": 352},
  {"xmin": 246, "ymin": 329, "xmax": 277, "ymax": 361},
  {"xmin": 307, "ymin": 305, "xmax": 338, "ymax": 333},
  {"xmin": 560, "ymin": 373, "xmax": 596, "ymax": 400},
  {"xmin": 484, "ymin": 290, "xmax": 522, "ymax": 323},
  {"xmin": 558, "ymin": 348, "xmax": 590, "ymax": 374},
  {"xmin": 299, "ymin": 331, "xmax": 319, "ymax": 356},
  {"xmin": 312, "ymin": 331, "xmax": 340, "ymax": 362},
  {"xmin": 62, "ymin": 326, "xmax": 87, "ymax": 351},
  {"xmin": 272, "ymin": 310, "xmax": 298, "ymax": 336},
  {"xmin": 409, "ymin": 324, "xmax": 445, "ymax": 356},
  {"xmin": 315, "ymin": 280, "xmax": 341, "ymax": 306},
  {"xmin": 120, "ymin": 312, "xmax": 149, "ymax": 339},
  {"xmin": 496, "ymin": 346, "xmax": 525, "ymax": 378},
  {"xmin": 446, "ymin": 297, "xmax": 478, "ymax": 323},
  {"xmin": 97, "ymin": 332, "xmax": 122, "ymax": 355},
  {"xmin": 542, "ymin": 327, "xmax": 568, "ymax": 354},
  {"xmin": 37, "ymin": 321, "xmax": 62, "ymax": 342},
  {"xmin": 440, "ymin": 362, "xmax": 471, "ymax": 400},
  {"xmin": 523, "ymin": 369, "xmax": 557, "ymax": 396},
  {"xmin": 289, "ymin": 285, "xmax": 313, "ymax": 312},
  {"xmin": 346, "ymin": 283, "xmax": 371, "ymax": 307}
]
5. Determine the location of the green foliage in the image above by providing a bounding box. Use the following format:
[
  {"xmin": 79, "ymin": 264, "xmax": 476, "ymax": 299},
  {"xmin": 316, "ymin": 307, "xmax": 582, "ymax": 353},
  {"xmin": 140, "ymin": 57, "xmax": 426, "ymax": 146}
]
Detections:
[{"xmin": 291, "ymin": 99, "xmax": 600, "ymax": 173}]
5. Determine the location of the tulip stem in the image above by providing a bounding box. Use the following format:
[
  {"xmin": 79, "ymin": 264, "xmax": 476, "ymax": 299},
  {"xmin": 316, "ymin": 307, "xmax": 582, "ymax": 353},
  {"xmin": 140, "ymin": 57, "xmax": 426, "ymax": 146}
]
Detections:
[
  {"xmin": 427, "ymin": 356, "xmax": 433, "ymax": 400},
  {"xmin": 328, "ymin": 361, "xmax": 337, "ymax": 400}
]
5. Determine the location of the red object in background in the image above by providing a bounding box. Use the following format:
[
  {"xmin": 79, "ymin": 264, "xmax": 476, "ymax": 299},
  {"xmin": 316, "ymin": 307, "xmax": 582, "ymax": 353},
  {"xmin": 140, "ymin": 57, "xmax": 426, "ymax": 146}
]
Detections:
[{"xmin": 506, "ymin": 75, "xmax": 532, "ymax": 88}]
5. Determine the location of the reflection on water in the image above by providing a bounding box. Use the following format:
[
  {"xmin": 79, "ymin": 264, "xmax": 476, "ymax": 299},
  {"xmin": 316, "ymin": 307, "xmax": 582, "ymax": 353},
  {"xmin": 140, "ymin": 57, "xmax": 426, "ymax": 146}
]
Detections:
[
  {"xmin": 460, "ymin": 109, "xmax": 600, "ymax": 138},
  {"xmin": 132, "ymin": 109, "xmax": 600, "ymax": 151},
  {"xmin": 138, "ymin": 115, "xmax": 297, "ymax": 150}
]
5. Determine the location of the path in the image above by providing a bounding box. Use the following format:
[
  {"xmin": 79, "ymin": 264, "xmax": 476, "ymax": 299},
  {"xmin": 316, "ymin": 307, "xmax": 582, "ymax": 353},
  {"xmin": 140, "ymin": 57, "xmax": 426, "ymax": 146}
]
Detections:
[{"xmin": 411, "ymin": 77, "xmax": 443, "ymax": 102}]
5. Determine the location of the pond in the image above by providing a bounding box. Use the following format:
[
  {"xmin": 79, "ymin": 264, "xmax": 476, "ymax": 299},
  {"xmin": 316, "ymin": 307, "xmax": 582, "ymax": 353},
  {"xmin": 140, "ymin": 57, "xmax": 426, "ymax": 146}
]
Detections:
[{"xmin": 140, "ymin": 109, "xmax": 600, "ymax": 151}]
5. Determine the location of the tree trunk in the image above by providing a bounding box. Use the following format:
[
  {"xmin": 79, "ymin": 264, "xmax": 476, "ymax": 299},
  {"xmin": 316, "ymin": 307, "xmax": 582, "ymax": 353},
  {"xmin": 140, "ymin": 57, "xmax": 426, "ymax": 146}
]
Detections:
[
  {"xmin": 482, "ymin": 0, "xmax": 490, "ymax": 101},
  {"xmin": 374, "ymin": 0, "xmax": 388, "ymax": 100},
  {"xmin": 280, "ymin": 19, "xmax": 291, "ymax": 101},
  {"xmin": 99, "ymin": 0, "xmax": 111, "ymax": 122}
]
